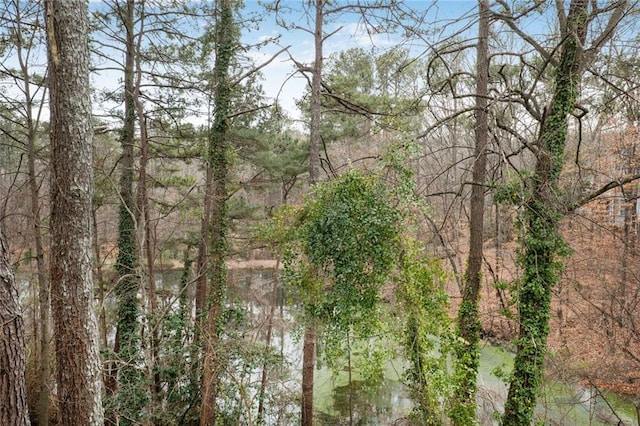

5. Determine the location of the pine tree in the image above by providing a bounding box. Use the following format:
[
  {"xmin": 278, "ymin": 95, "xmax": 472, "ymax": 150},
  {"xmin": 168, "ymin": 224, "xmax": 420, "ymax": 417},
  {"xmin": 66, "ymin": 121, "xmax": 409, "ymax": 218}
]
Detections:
[{"xmin": 46, "ymin": 0, "xmax": 104, "ymax": 423}]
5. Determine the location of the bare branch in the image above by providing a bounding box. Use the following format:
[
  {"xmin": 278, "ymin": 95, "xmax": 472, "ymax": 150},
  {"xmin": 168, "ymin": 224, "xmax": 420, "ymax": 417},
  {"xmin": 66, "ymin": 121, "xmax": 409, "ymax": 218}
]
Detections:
[
  {"xmin": 567, "ymin": 172, "xmax": 640, "ymax": 212},
  {"xmin": 231, "ymin": 45, "xmax": 290, "ymax": 87},
  {"xmin": 493, "ymin": 0, "xmax": 556, "ymax": 67},
  {"xmin": 582, "ymin": 0, "xmax": 630, "ymax": 70}
]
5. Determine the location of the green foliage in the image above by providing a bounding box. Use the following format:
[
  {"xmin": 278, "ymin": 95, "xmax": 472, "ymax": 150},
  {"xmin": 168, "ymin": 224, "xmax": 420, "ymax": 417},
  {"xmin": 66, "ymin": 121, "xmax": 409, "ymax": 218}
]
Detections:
[
  {"xmin": 494, "ymin": 170, "xmax": 533, "ymax": 207},
  {"xmin": 262, "ymin": 158, "xmax": 455, "ymax": 423},
  {"xmin": 492, "ymin": 364, "xmax": 509, "ymax": 382},
  {"xmin": 377, "ymin": 138, "xmax": 422, "ymax": 205},
  {"xmin": 395, "ymin": 241, "xmax": 453, "ymax": 425},
  {"xmin": 450, "ymin": 292, "xmax": 481, "ymax": 425},
  {"xmin": 206, "ymin": 301, "xmax": 290, "ymax": 425},
  {"xmin": 503, "ymin": 197, "xmax": 569, "ymax": 425},
  {"xmin": 150, "ymin": 258, "xmax": 199, "ymax": 425},
  {"xmin": 305, "ymin": 46, "xmax": 427, "ymax": 145},
  {"xmin": 503, "ymin": 6, "xmax": 586, "ymax": 422},
  {"xmin": 495, "ymin": 179, "xmax": 526, "ymax": 206},
  {"xmin": 112, "ymin": 191, "xmax": 147, "ymax": 426},
  {"xmin": 267, "ymin": 168, "xmax": 402, "ymax": 331},
  {"xmin": 271, "ymin": 169, "xmax": 405, "ymax": 394},
  {"xmin": 301, "ymin": 170, "xmax": 400, "ymax": 331},
  {"xmin": 227, "ymin": 196, "xmax": 262, "ymax": 220},
  {"xmin": 154, "ymin": 174, "xmax": 197, "ymax": 189},
  {"xmin": 236, "ymin": 130, "xmax": 309, "ymax": 182}
]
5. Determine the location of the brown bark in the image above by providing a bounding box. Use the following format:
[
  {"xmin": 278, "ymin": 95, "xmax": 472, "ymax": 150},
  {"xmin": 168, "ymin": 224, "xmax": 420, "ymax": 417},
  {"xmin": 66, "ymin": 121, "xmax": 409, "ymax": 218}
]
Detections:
[
  {"xmin": 302, "ymin": 3, "xmax": 324, "ymax": 424},
  {"xmin": 20, "ymin": 20, "xmax": 51, "ymax": 426},
  {"xmin": 6, "ymin": 2, "xmax": 51, "ymax": 421},
  {"xmin": 452, "ymin": 1, "xmax": 489, "ymax": 422},
  {"xmin": 308, "ymin": 0, "xmax": 323, "ymax": 185},
  {"xmin": 91, "ymin": 209, "xmax": 108, "ymax": 350},
  {"xmin": 46, "ymin": 0, "xmax": 104, "ymax": 424},
  {"xmin": 301, "ymin": 324, "xmax": 316, "ymax": 426},
  {"xmin": 132, "ymin": 10, "xmax": 160, "ymax": 396},
  {"xmin": 195, "ymin": 164, "xmax": 212, "ymax": 333},
  {"xmin": 0, "ymin": 233, "xmax": 30, "ymax": 426},
  {"xmin": 257, "ymin": 260, "xmax": 280, "ymax": 424},
  {"xmin": 193, "ymin": 165, "xmax": 211, "ymax": 404},
  {"xmin": 466, "ymin": 0, "xmax": 490, "ymax": 343}
]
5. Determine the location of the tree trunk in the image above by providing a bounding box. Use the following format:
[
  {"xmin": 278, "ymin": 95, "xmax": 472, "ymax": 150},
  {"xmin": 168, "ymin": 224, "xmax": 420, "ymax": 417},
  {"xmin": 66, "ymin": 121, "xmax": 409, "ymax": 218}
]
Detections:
[
  {"xmin": 308, "ymin": 0, "xmax": 323, "ymax": 185},
  {"xmin": 200, "ymin": 0, "xmax": 235, "ymax": 423},
  {"xmin": 619, "ymin": 182, "xmax": 637, "ymax": 334},
  {"xmin": 195, "ymin": 164, "xmax": 212, "ymax": 333},
  {"xmin": 9, "ymin": 2, "xmax": 50, "ymax": 421},
  {"xmin": 111, "ymin": 0, "xmax": 146, "ymax": 419},
  {"xmin": 452, "ymin": 1, "xmax": 489, "ymax": 423},
  {"xmin": 301, "ymin": 324, "xmax": 316, "ymax": 426},
  {"xmin": 46, "ymin": 1, "xmax": 104, "ymax": 424},
  {"xmin": 0, "ymin": 232, "xmax": 30, "ymax": 426},
  {"xmin": 21, "ymin": 27, "xmax": 51, "ymax": 426},
  {"xmin": 193, "ymin": 164, "xmax": 211, "ymax": 414},
  {"xmin": 91, "ymin": 209, "xmax": 108, "ymax": 352},
  {"xmin": 302, "ymin": 2, "xmax": 324, "ymax": 424},
  {"xmin": 502, "ymin": 1, "xmax": 588, "ymax": 424},
  {"xmin": 257, "ymin": 260, "xmax": 280, "ymax": 424},
  {"xmin": 133, "ymin": 8, "xmax": 160, "ymax": 400}
]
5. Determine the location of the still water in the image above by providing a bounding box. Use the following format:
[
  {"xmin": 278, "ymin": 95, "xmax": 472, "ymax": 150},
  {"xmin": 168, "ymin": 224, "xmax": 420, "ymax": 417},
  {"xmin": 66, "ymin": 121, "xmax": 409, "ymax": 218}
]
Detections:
[{"xmin": 159, "ymin": 267, "xmax": 639, "ymax": 425}]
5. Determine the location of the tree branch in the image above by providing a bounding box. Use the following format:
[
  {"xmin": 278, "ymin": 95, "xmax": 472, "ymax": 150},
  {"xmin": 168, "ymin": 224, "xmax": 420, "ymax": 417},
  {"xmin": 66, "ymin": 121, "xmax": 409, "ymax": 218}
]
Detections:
[
  {"xmin": 231, "ymin": 45, "xmax": 290, "ymax": 87},
  {"xmin": 567, "ymin": 172, "xmax": 640, "ymax": 213}
]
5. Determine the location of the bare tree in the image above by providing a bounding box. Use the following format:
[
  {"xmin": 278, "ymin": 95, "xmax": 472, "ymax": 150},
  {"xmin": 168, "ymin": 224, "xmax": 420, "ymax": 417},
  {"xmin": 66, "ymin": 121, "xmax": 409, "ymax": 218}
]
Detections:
[
  {"xmin": 501, "ymin": 1, "xmax": 631, "ymax": 423},
  {"xmin": 452, "ymin": 1, "xmax": 490, "ymax": 423}
]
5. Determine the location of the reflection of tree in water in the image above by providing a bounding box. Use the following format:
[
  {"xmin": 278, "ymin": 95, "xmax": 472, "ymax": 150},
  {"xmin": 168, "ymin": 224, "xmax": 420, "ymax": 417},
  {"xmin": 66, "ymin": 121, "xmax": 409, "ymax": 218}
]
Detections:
[{"xmin": 318, "ymin": 379, "xmax": 405, "ymax": 425}]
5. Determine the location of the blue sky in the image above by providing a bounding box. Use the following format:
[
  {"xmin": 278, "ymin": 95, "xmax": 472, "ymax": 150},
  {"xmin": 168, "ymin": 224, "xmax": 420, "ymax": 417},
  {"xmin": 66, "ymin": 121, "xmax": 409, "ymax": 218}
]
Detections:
[
  {"xmin": 3, "ymin": 1, "xmax": 559, "ymax": 130},
  {"xmin": 240, "ymin": 1, "xmax": 480, "ymax": 125},
  {"xmin": 0, "ymin": 0, "xmax": 491, "ymax": 129}
]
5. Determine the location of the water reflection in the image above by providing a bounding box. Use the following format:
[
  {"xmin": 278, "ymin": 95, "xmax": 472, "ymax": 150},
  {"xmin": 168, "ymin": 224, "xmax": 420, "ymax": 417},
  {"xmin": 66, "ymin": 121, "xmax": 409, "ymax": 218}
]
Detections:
[
  {"xmin": 225, "ymin": 267, "xmax": 413, "ymax": 424},
  {"xmin": 317, "ymin": 378, "xmax": 411, "ymax": 425},
  {"xmin": 154, "ymin": 268, "xmax": 638, "ymax": 425}
]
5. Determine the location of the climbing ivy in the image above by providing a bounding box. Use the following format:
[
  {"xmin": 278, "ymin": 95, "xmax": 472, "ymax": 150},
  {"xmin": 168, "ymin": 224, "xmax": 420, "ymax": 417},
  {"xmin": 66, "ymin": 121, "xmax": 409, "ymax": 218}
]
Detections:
[
  {"xmin": 396, "ymin": 240, "xmax": 453, "ymax": 425},
  {"xmin": 502, "ymin": 3, "xmax": 587, "ymax": 424},
  {"xmin": 302, "ymin": 170, "xmax": 400, "ymax": 332},
  {"xmin": 111, "ymin": 198, "xmax": 148, "ymax": 425},
  {"xmin": 270, "ymin": 168, "xmax": 403, "ymax": 378},
  {"xmin": 262, "ymin": 147, "xmax": 455, "ymax": 422}
]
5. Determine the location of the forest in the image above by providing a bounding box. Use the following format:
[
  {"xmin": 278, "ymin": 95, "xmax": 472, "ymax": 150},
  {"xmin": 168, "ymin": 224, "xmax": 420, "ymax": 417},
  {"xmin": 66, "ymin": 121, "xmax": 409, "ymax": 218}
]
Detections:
[{"xmin": 1, "ymin": 0, "xmax": 640, "ymax": 425}]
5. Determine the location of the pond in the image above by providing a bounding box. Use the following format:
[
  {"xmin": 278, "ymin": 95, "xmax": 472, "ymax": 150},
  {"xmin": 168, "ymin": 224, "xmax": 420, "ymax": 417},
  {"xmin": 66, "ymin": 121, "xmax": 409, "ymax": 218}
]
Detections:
[{"xmin": 158, "ymin": 267, "xmax": 639, "ymax": 425}]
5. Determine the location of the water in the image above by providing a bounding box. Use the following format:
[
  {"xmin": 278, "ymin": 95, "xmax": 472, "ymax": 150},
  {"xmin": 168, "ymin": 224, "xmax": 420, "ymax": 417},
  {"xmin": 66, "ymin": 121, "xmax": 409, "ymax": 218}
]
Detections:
[{"xmin": 158, "ymin": 267, "xmax": 639, "ymax": 425}]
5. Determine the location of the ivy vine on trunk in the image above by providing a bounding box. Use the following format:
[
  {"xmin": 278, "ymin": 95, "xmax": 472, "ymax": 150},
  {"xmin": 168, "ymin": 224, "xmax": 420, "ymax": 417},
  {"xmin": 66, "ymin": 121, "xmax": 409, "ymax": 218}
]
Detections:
[
  {"xmin": 200, "ymin": 0, "xmax": 236, "ymax": 423},
  {"xmin": 502, "ymin": 2, "xmax": 587, "ymax": 424},
  {"xmin": 110, "ymin": 0, "xmax": 146, "ymax": 422}
]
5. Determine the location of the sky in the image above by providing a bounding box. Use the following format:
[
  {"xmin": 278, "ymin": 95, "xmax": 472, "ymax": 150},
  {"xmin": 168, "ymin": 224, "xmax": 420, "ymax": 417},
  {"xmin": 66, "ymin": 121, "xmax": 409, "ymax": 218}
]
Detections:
[
  {"xmin": 238, "ymin": 0, "xmax": 479, "ymax": 126},
  {"xmin": 2, "ymin": 0, "xmax": 559, "ymax": 132},
  {"xmin": 1, "ymin": 1, "xmax": 512, "ymax": 132}
]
